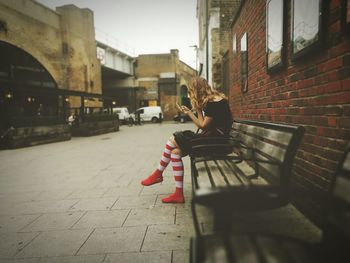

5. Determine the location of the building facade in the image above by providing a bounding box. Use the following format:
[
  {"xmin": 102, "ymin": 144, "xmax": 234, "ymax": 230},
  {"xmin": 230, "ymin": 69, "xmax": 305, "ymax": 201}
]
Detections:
[
  {"xmin": 0, "ymin": 0, "xmax": 102, "ymax": 133},
  {"xmin": 134, "ymin": 49, "xmax": 197, "ymax": 120},
  {"xmin": 196, "ymin": 0, "xmax": 240, "ymax": 91},
  {"xmin": 225, "ymin": 0, "xmax": 350, "ymax": 225}
]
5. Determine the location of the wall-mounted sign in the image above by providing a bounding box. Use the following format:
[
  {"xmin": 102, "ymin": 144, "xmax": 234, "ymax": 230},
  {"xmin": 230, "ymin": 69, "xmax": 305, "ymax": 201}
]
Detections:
[{"xmin": 96, "ymin": 47, "xmax": 105, "ymax": 65}]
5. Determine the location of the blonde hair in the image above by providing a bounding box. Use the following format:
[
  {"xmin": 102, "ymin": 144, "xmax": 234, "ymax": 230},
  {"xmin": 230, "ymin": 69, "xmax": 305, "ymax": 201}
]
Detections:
[{"xmin": 188, "ymin": 77, "xmax": 227, "ymax": 110}]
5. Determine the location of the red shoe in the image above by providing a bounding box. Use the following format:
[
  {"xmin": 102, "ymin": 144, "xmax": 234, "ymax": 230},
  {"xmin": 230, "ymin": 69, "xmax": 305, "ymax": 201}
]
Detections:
[
  {"xmin": 141, "ymin": 171, "xmax": 163, "ymax": 186},
  {"xmin": 162, "ymin": 193, "xmax": 185, "ymax": 203}
]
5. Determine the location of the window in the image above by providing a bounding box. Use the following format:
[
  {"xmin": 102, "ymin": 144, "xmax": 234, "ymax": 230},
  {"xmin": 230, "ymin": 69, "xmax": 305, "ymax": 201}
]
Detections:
[
  {"xmin": 240, "ymin": 33, "xmax": 248, "ymax": 93},
  {"xmin": 291, "ymin": 0, "xmax": 325, "ymax": 59},
  {"xmin": 232, "ymin": 33, "xmax": 237, "ymax": 54},
  {"xmin": 342, "ymin": 0, "xmax": 350, "ymax": 35},
  {"xmin": 266, "ymin": 0, "xmax": 285, "ymax": 72}
]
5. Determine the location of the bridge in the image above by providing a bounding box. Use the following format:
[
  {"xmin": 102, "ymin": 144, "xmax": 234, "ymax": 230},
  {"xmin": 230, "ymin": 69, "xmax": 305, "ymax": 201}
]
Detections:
[{"xmin": 96, "ymin": 40, "xmax": 136, "ymax": 88}]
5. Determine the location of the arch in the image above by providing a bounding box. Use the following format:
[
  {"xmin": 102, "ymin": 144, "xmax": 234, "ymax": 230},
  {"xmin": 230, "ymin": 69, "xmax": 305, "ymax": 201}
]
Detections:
[
  {"xmin": 180, "ymin": 85, "xmax": 188, "ymax": 97},
  {"xmin": 0, "ymin": 40, "xmax": 58, "ymax": 89},
  {"xmin": 0, "ymin": 41, "xmax": 60, "ymax": 132}
]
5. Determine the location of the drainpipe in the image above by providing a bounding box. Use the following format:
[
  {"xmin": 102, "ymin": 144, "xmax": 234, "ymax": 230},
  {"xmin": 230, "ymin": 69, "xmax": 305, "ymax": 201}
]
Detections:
[{"xmin": 206, "ymin": 0, "xmax": 209, "ymax": 80}]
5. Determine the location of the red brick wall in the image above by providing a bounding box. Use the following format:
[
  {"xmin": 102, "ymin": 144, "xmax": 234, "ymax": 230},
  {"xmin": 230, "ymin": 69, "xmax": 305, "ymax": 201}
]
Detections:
[{"xmin": 229, "ymin": 0, "xmax": 350, "ymax": 225}]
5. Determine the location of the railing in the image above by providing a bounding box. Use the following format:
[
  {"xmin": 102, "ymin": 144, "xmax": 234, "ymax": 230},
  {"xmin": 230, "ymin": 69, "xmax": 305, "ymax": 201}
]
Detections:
[{"xmin": 95, "ymin": 28, "xmax": 136, "ymax": 57}]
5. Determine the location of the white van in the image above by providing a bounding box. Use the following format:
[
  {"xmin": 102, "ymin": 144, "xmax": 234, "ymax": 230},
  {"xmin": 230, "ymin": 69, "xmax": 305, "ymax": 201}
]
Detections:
[
  {"xmin": 130, "ymin": 106, "xmax": 163, "ymax": 123},
  {"xmin": 112, "ymin": 107, "xmax": 130, "ymax": 123}
]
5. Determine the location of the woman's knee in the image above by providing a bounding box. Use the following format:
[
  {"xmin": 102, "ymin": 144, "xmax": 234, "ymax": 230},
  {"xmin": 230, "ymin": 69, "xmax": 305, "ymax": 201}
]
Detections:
[
  {"xmin": 171, "ymin": 148, "xmax": 182, "ymax": 156},
  {"xmin": 169, "ymin": 136, "xmax": 179, "ymax": 147}
]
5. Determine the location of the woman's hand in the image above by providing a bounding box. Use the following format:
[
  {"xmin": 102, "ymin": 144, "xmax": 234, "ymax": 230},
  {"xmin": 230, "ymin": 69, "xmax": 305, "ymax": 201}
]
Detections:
[{"xmin": 180, "ymin": 105, "xmax": 191, "ymax": 115}]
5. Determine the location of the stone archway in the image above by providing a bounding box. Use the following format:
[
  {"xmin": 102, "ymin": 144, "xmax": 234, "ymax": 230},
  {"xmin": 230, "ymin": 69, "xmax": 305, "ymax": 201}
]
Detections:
[{"xmin": 0, "ymin": 40, "xmax": 60, "ymax": 132}]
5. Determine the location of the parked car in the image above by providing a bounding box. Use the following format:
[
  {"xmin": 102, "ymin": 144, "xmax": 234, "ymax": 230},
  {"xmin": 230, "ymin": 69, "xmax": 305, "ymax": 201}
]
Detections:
[
  {"xmin": 130, "ymin": 106, "xmax": 163, "ymax": 123},
  {"xmin": 173, "ymin": 110, "xmax": 197, "ymax": 123},
  {"xmin": 173, "ymin": 112, "xmax": 191, "ymax": 123},
  {"xmin": 112, "ymin": 107, "xmax": 130, "ymax": 124}
]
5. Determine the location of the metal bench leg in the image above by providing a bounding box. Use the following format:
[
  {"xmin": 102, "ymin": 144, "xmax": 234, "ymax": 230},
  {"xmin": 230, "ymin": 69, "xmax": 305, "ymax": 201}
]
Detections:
[
  {"xmin": 213, "ymin": 207, "xmax": 232, "ymax": 233},
  {"xmin": 191, "ymin": 200, "xmax": 202, "ymax": 236}
]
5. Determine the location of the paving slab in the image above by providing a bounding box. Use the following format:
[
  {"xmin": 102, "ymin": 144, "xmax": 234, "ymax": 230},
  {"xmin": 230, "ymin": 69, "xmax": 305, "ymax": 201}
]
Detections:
[
  {"xmin": 69, "ymin": 198, "xmax": 117, "ymax": 212},
  {"xmin": 14, "ymin": 229, "xmax": 93, "ymax": 258},
  {"xmin": 173, "ymin": 250, "xmax": 190, "ymax": 263},
  {"xmin": 72, "ymin": 210, "xmax": 130, "ymax": 229},
  {"xmin": 19, "ymin": 212, "xmax": 85, "ymax": 232},
  {"xmin": 0, "ymin": 259, "xmax": 39, "ymax": 263},
  {"xmin": 124, "ymin": 206, "xmax": 175, "ymax": 226},
  {"xmin": 0, "ymin": 232, "xmax": 39, "ymax": 258},
  {"xmin": 32, "ymin": 189, "xmax": 75, "ymax": 201},
  {"xmin": 37, "ymin": 255, "xmax": 105, "ymax": 263},
  {"xmin": 1, "ymin": 199, "xmax": 79, "ymax": 216},
  {"xmin": 112, "ymin": 195, "xmax": 157, "ymax": 209},
  {"xmin": 142, "ymin": 224, "xmax": 194, "ymax": 251},
  {"xmin": 102, "ymin": 185, "xmax": 143, "ymax": 198},
  {"xmin": 0, "ymin": 215, "xmax": 40, "ymax": 234},
  {"xmin": 0, "ymin": 192, "xmax": 42, "ymax": 203},
  {"xmin": 65, "ymin": 188, "xmax": 109, "ymax": 199},
  {"xmin": 104, "ymin": 251, "xmax": 171, "ymax": 263},
  {"xmin": 77, "ymin": 226, "xmax": 146, "ymax": 255}
]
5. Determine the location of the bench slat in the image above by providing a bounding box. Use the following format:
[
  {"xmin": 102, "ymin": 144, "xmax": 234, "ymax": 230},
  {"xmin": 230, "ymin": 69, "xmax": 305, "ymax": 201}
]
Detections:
[
  {"xmin": 206, "ymin": 160, "xmax": 228, "ymax": 187},
  {"xmin": 256, "ymin": 236, "xmax": 291, "ymax": 263},
  {"xmin": 232, "ymin": 123, "xmax": 293, "ymax": 147},
  {"xmin": 195, "ymin": 162, "xmax": 213, "ymax": 189},
  {"xmin": 238, "ymin": 132, "xmax": 287, "ymax": 163},
  {"xmin": 217, "ymin": 159, "xmax": 244, "ymax": 186},
  {"xmin": 229, "ymin": 236, "xmax": 260, "ymax": 262}
]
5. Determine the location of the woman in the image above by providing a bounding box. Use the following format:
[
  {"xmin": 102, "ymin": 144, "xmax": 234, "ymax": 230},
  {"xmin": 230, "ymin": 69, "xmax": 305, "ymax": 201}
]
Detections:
[{"xmin": 141, "ymin": 77, "xmax": 232, "ymax": 203}]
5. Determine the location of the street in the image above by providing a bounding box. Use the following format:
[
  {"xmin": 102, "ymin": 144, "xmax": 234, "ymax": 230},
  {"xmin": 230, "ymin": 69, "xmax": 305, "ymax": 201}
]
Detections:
[{"xmin": 0, "ymin": 122, "xmax": 201, "ymax": 263}]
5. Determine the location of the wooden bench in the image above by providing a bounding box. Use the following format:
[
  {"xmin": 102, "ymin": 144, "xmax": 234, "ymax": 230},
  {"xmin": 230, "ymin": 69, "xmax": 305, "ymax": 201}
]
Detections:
[
  {"xmin": 190, "ymin": 144, "xmax": 350, "ymax": 263},
  {"xmin": 189, "ymin": 119, "xmax": 305, "ymax": 234}
]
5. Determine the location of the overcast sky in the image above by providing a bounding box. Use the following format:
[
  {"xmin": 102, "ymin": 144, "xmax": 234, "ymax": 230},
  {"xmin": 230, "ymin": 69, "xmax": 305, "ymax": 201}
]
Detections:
[{"xmin": 37, "ymin": 0, "xmax": 199, "ymax": 68}]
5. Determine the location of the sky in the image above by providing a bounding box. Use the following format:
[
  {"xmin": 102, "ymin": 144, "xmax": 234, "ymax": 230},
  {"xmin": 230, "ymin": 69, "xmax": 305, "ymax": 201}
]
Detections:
[{"xmin": 37, "ymin": 0, "xmax": 199, "ymax": 68}]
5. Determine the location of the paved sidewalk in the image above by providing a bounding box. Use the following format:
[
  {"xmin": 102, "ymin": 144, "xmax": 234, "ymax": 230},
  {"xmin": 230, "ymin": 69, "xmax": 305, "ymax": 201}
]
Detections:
[
  {"xmin": 0, "ymin": 122, "xmax": 201, "ymax": 263},
  {"xmin": 0, "ymin": 122, "xmax": 321, "ymax": 263}
]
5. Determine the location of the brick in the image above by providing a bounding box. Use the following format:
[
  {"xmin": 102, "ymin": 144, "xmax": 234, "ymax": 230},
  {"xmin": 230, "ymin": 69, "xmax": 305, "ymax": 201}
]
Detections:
[
  {"xmin": 342, "ymin": 106, "xmax": 350, "ymax": 115},
  {"xmin": 304, "ymin": 67, "xmax": 318, "ymax": 79},
  {"xmin": 297, "ymin": 79, "xmax": 314, "ymax": 89},
  {"xmin": 324, "ymin": 106, "xmax": 343, "ymax": 116},
  {"xmin": 343, "ymin": 54, "xmax": 350, "ymax": 66},
  {"xmin": 329, "ymin": 21, "xmax": 341, "ymax": 34},
  {"xmin": 339, "ymin": 117, "xmax": 350, "ymax": 128},
  {"xmin": 327, "ymin": 117, "xmax": 338, "ymax": 127},
  {"xmin": 323, "ymin": 81, "xmax": 342, "ymax": 93},
  {"xmin": 289, "ymin": 73, "xmax": 300, "ymax": 82},
  {"xmin": 322, "ymin": 57, "xmax": 343, "ymax": 71},
  {"xmin": 338, "ymin": 67, "xmax": 350, "ymax": 79},
  {"xmin": 330, "ymin": 0, "xmax": 341, "ymax": 10},
  {"xmin": 313, "ymin": 116, "xmax": 329, "ymax": 126},
  {"xmin": 342, "ymin": 78, "xmax": 350, "ymax": 90}
]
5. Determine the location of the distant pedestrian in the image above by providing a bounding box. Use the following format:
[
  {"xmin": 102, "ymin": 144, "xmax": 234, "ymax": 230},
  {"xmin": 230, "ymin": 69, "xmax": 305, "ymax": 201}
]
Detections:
[
  {"xmin": 141, "ymin": 77, "xmax": 233, "ymax": 203},
  {"xmin": 68, "ymin": 113, "xmax": 75, "ymax": 126}
]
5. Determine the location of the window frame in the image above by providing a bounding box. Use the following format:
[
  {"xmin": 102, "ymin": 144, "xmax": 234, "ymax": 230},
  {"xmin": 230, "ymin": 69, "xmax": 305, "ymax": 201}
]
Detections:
[
  {"xmin": 266, "ymin": 0, "xmax": 286, "ymax": 73},
  {"xmin": 240, "ymin": 32, "xmax": 248, "ymax": 93},
  {"xmin": 342, "ymin": 0, "xmax": 350, "ymax": 35},
  {"xmin": 291, "ymin": 0, "xmax": 326, "ymax": 60}
]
